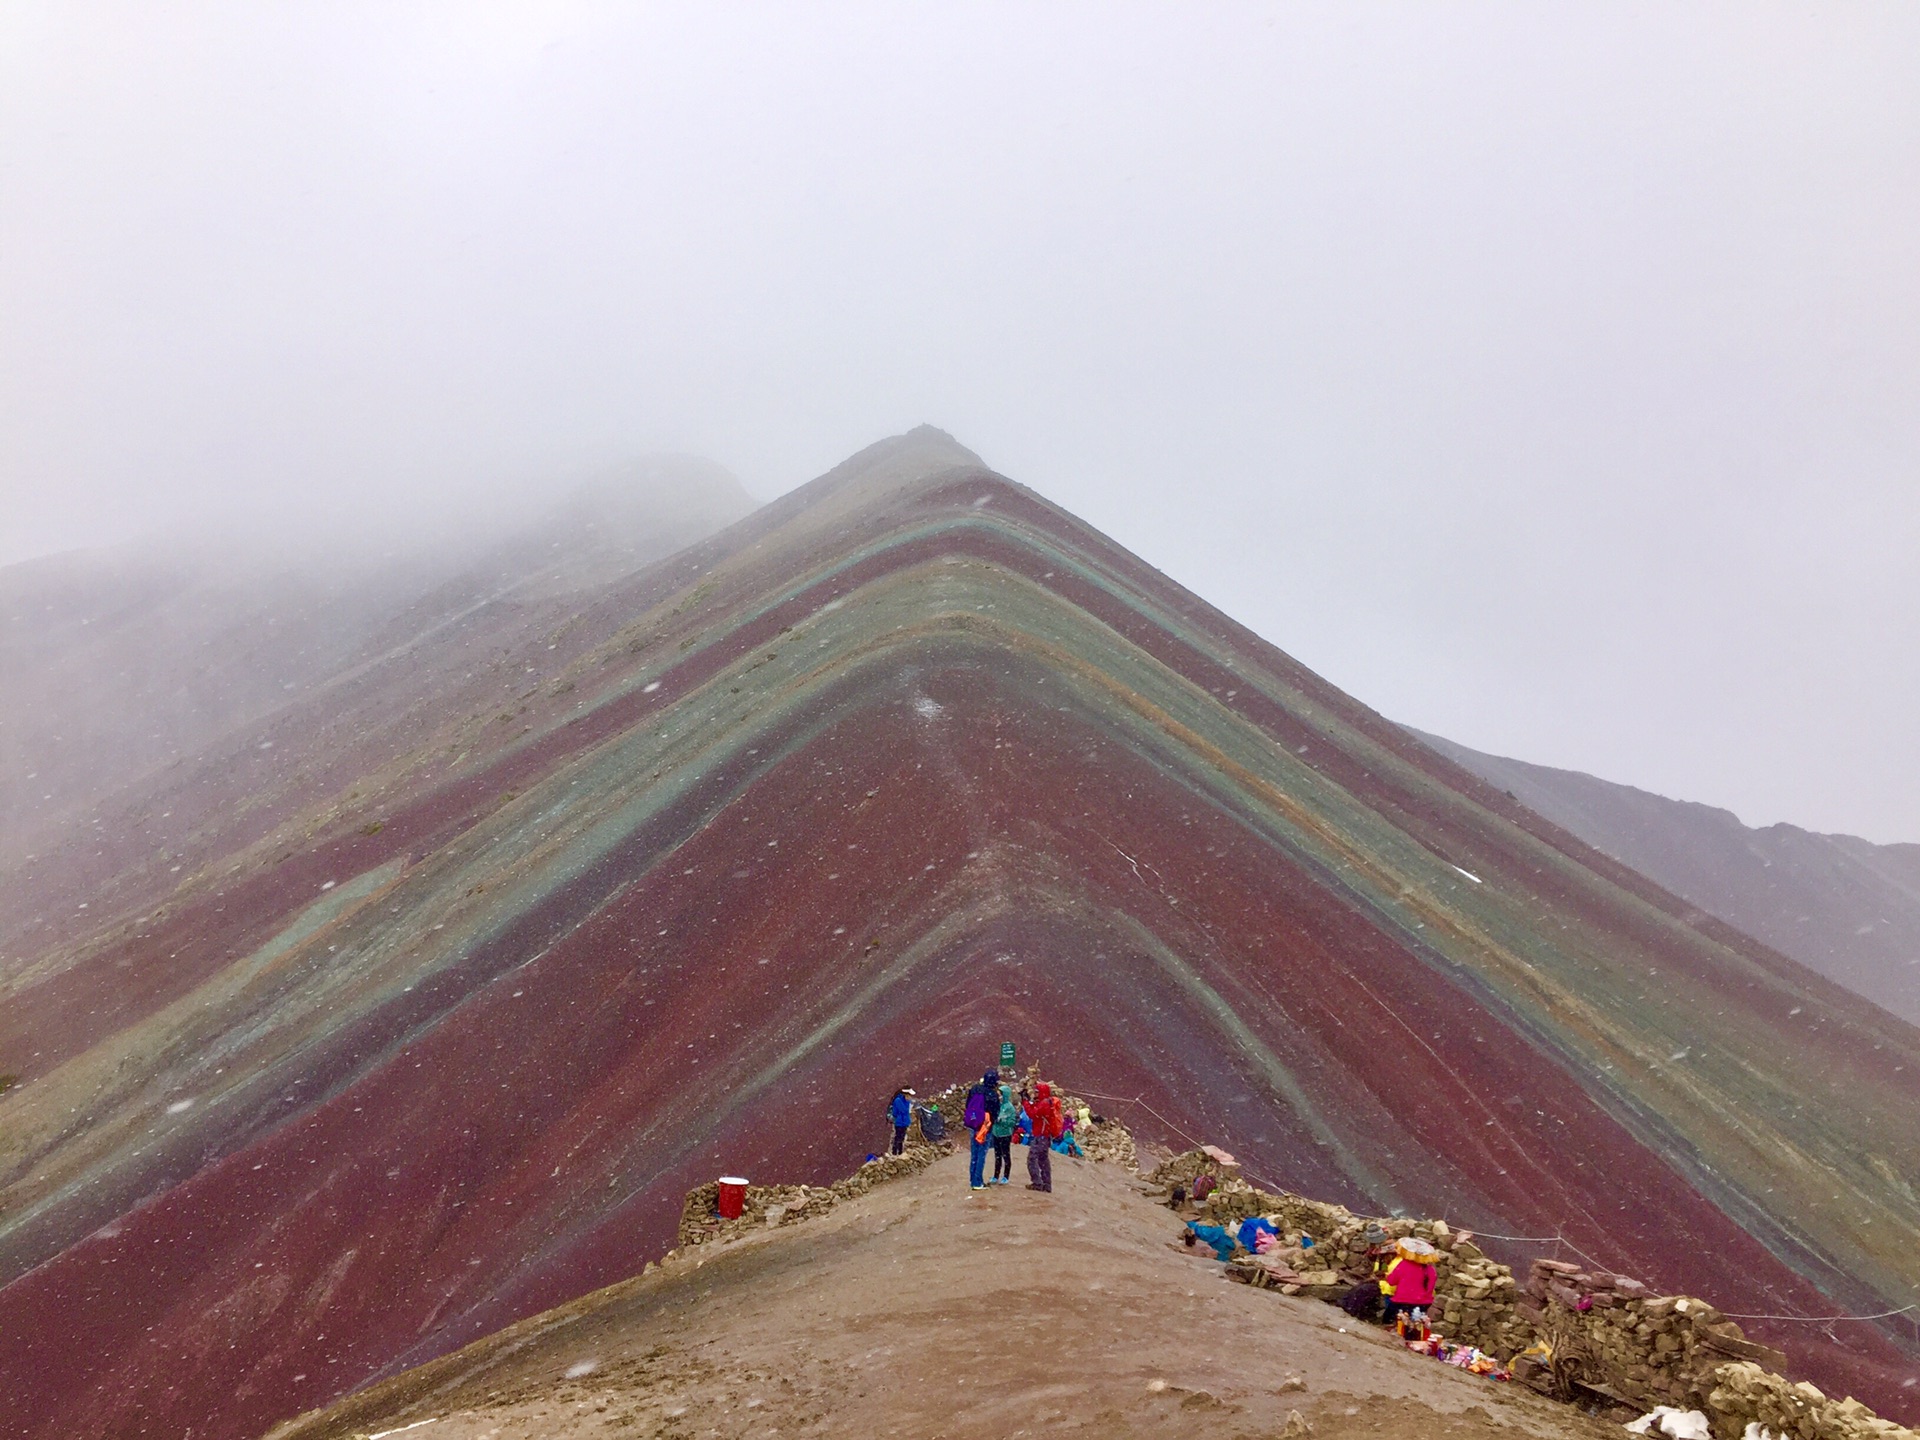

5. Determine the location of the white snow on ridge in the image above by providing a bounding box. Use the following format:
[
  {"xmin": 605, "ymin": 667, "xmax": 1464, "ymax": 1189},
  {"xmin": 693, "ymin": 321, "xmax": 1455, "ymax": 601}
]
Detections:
[{"xmin": 367, "ymin": 1420, "xmax": 439, "ymax": 1439}]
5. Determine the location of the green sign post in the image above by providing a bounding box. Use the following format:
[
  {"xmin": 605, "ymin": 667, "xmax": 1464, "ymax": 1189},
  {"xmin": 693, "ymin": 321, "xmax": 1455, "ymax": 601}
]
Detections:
[{"xmin": 1000, "ymin": 1041, "xmax": 1017, "ymax": 1073}]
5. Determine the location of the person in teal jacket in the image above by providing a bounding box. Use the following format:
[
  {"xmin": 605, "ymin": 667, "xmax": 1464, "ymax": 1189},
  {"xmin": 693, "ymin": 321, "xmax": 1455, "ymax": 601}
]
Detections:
[{"xmin": 989, "ymin": 1078, "xmax": 1019, "ymax": 1184}]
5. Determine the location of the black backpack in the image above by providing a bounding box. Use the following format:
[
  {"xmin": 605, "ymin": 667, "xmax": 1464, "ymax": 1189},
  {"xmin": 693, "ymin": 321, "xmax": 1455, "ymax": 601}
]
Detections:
[{"xmin": 915, "ymin": 1104, "xmax": 947, "ymax": 1142}]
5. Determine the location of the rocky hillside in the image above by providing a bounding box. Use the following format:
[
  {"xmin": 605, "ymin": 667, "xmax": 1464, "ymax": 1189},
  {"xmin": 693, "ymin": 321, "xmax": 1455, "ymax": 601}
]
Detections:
[{"xmin": 1413, "ymin": 732, "xmax": 1920, "ymax": 1025}]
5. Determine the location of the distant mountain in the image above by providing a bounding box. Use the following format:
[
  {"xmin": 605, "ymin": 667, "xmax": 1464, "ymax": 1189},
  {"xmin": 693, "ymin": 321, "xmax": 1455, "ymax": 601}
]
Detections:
[
  {"xmin": 1413, "ymin": 731, "xmax": 1920, "ymax": 1025},
  {"xmin": 2, "ymin": 430, "xmax": 1916, "ymax": 1440}
]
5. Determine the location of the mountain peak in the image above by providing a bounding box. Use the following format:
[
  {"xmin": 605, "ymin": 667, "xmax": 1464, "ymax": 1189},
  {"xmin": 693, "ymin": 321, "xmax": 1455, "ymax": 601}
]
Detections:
[{"xmin": 4, "ymin": 435, "xmax": 1917, "ymax": 1440}]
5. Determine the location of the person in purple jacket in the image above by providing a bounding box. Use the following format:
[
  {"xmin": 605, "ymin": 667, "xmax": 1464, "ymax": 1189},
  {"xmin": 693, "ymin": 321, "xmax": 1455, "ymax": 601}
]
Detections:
[{"xmin": 963, "ymin": 1070, "xmax": 998, "ymax": 1190}]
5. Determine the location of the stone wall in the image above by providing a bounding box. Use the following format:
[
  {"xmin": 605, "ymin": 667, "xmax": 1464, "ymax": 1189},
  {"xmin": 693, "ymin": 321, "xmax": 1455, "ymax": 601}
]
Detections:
[
  {"xmin": 1709, "ymin": 1361, "xmax": 1917, "ymax": 1440},
  {"xmin": 676, "ymin": 1139, "xmax": 951, "ymax": 1249},
  {"xmin": 1143, "ymin": 1149, "xmax": 1913, "ymax": 1440},
  {"xmin": 1195, "ymin": 1174, "xmax": 1529, "ymax": 1356},
  {"xmin": 1516, "ymin": 1258, "xmax": 1788, "ymax": 1412}
]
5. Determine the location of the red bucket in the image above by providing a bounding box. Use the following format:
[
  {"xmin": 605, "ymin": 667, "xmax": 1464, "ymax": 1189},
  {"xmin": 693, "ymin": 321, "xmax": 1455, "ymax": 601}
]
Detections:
[{"xmin": 716, "ymin": 1176, "xmax": 749, "ymax": 1220}]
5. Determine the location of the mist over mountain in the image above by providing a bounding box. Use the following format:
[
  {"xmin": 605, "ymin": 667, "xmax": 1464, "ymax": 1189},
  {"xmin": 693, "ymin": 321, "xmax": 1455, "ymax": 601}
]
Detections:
[{"xmin": 0, "ymin": 456, "xmax": 753, "ymax": 870}]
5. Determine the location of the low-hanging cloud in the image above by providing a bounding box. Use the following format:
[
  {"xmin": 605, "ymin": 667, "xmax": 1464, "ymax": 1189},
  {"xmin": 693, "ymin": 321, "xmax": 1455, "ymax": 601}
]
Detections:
[{"xmin": 2, "ymin": 3, "xmax": 1916, "ymax": 840}]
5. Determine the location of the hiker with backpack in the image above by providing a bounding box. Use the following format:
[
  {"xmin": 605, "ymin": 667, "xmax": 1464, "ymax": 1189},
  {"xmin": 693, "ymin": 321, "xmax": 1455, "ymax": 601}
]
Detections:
[
  {"xmin": 964, "ymin": 1070, "xmax": 999, "ymax": 1190},
  {"xmin": 887, "ymin": 1087, "xmax": 915, "ymax": 1155},
  {"xmin": 989, "ymin": 1073, "xmax": 1019, "ymax": 1184},
  {"xmin": 1023, "ymin": 1080, "xmax": 1065, "ymax": 1192}
]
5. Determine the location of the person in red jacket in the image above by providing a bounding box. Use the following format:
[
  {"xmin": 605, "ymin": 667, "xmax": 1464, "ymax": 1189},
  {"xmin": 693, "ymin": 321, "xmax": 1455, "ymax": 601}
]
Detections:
[
  {"xmin": 1022, "ymin": 1081, "xmax": 1064, "ymax": 1192},
  {"xmin": 1381, "ymin": 1237, "xmax": 1439, "ymax": 1338}
]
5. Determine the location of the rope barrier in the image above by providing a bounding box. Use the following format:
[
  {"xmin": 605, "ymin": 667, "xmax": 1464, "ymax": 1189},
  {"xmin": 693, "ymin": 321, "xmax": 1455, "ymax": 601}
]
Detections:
[
  {"xmin": 1714, "ymin": 1305, "xmax": 1917, "ymax": 1323},
  {"xmin": 1448, "ymin": 1228, "xmax": 1611, "ymax": 1270},
  {"xmin": 1070, "ymin": 1089, "xmax": 1209, "ymax": 1152}
]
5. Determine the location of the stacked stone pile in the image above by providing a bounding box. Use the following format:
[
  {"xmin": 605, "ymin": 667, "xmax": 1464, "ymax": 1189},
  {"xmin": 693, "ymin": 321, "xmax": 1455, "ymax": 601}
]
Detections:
[
  {"xmin": 1143, "ymin": 1144, "xmax": 1242, "ymax": 1191},
  {"xmin": 827, "ymin": 1141, "xmax": 952, "ymax": 1196},
  {"xmin": 1708, "ymin": 1362, "xmax": 1918, "ymax": 1440},
  {"xmin": 1431, "ymin": 1238, "xmax": 1531, "ymax": 1356},
  {"xmin": 1052, "ymin": 1089, "xmax": 1138, "ymax": 1168},
  {"xmin": 1522, "ymin": 1256, "xmax": 1654, "ymax": 1311},
  {"xmin": 676, "ymin": 1180, "xmax": 839, "ymax": 1248},
  {"xmin": 676, "ymin": 1134, "xmax": 953, "ymax": 1249}
]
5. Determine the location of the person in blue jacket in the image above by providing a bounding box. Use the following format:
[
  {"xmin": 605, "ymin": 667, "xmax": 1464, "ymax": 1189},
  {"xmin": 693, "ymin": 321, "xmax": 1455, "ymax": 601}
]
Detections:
[{"xmin": 888, "ymin": 1088, "xmax": 915, "ymax": 1155}]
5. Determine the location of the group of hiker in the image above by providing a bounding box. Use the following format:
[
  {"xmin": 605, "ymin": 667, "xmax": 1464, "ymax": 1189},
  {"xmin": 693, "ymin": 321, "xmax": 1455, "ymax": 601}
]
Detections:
[
  {"xmin": 962, "ymin": 1068, "xmax": 1070, "ymax": 1192},
  {"xmin": 886, "ymin": 1073, "xmax": 1442, "ymax": 1339},
  {"xmin": 885, "ymin": 1067, "xmax": 1085, "ymax": 1194}
]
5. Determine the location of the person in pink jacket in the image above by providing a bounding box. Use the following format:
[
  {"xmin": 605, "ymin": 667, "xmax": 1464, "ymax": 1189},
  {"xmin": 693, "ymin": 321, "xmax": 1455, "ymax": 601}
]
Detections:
[{"xmin": 1382, "ymin": 1237, "xmax": 1438, "ymax": 1337}]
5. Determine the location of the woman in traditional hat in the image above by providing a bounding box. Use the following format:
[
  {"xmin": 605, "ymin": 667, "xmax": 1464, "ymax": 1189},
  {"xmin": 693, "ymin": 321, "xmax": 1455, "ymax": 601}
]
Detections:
[{"xmin": 1381, "ymin": 1236, "xmax": 1439, "ymax": 1339}]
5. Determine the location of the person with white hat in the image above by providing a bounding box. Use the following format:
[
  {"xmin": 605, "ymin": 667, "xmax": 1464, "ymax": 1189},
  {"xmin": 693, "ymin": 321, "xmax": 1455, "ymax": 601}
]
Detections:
[{"xmin": 887, "ymin": 1087, "xmax": 916, "ymax": 1155}]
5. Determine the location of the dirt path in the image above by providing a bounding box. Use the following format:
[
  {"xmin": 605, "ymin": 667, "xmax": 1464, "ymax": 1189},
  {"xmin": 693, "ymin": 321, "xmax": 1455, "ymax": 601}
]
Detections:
[{"xmin": 268, "ymin": 1151, "xmax": 1621, "ymax": 1440}]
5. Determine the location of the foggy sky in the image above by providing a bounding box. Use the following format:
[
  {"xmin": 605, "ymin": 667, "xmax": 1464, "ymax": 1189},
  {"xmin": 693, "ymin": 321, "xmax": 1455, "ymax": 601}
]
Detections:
[{"xmin": 3, "ymin": 4, "xmax": 1917, "ymax": 842}]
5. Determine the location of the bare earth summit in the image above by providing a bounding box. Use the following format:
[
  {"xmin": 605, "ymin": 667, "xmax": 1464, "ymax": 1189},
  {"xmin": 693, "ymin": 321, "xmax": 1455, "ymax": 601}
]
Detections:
[{"xmin": 266, "ymin": 1149, "xmax": 1620, "ymax": 1440}]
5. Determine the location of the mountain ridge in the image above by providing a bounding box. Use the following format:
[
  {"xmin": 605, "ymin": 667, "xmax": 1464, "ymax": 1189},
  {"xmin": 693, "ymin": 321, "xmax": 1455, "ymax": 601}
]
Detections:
[
  {"xmin": 1413, "ymin": 730, "xmax": 1920, "ymax": 1024},
  {"xmin": 1, "ymin": 431, "xmax": 1915, "ymax": 1440}
]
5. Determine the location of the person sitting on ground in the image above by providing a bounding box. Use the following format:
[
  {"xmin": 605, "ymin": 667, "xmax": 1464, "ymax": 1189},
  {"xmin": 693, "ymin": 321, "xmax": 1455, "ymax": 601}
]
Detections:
[
  {"xmin": 1023, "ymin": 1080, "xmax": 1065, "ymax": 1192},
  {"xmin": 990, "ymin": 1074, "xmax": 1020, "ymax": 1184},
  {"xmin": 1381, "ymin": 1237, "xmax": 1439, "ymax": 1335},
  {"xmin": 887, "ymin": 1088, "xmax": 914, "ymax": 1156},
  {"xmin": 1190, "ymin": 1172, "xmax": 1217, "ymax": 1205},
  {"xmin": 1237, "ymin": 1215, "xmax": 1278, "ymax": 1253},
  {"xmin": 1337, "ymin": 1223, "xmax": 1394, "ymax": 1322},
  {"xmin": 1338, "ymin": 1275, "xmax": 1384, "ymax": 1321},
  {"xmin": 963, "ymin": 1070, "xmax": 999, "ymax": 1191},
  {"xmin": 1182, "ymin": 1220, "xmax": 1239, "ymax": 1262}
]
